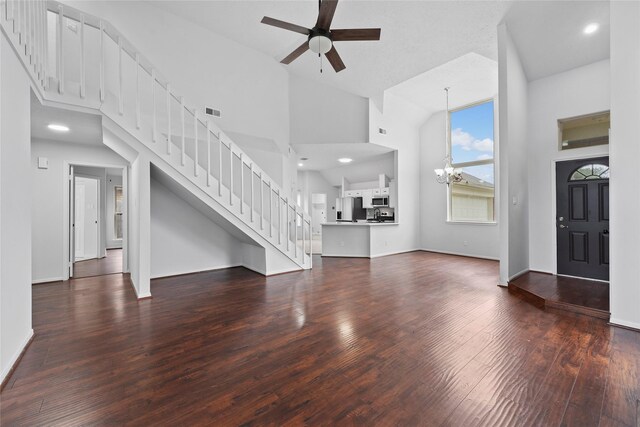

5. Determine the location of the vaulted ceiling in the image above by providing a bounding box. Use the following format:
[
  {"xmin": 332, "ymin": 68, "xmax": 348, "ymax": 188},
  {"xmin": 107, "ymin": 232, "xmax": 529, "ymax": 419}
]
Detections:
[{"xmin": 152, "ymin": 1, "xmax": 609, "ymax": 98}]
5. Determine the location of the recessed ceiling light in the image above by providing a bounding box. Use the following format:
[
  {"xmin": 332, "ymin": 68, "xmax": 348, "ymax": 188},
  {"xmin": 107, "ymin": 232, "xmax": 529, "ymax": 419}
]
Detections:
[
  {"xmin": 338, "ymin": 158, "xmax": 353, "ymax": 164},
  {"xmin": 583, "ymin": 23, "xmax": 599, "ymax": 35},
  {"xmin": 48, "ymin": 123, "xmax": 69, "ymax": 132},
  {"xmin": 298, "ymin": 162, "xmax": 304, "ymax": 167}
]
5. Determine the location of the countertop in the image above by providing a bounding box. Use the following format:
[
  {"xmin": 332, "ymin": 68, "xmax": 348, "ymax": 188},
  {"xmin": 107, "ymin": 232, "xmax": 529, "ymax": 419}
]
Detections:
[{"xmin": 322, "ymin": 221, "xmax": 399, "ymax": 226}]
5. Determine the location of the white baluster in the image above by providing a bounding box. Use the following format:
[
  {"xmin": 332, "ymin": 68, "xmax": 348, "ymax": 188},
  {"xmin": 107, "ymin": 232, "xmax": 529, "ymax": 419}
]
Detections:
[
  {"xmin": 56, "ymin": 4, "xmax": 63, "ymax": 94},
  {"xmin": 239, "ymin": 154, "xmax": 244, "ymax": 214},
  {"xmin": 302, "ymin": 214, "xmax": 306, "ymax": 260},
  {"xmin": 99, "ymin": 21, "xmax": 104, "ymax": 101},
  {"xmin": 79, "ymin": 14, "xmax": 85, "ymax": 98},
  {"xmin": 259, "ymin": 172, "xmax": 264, "ymax": 231},
  {"xmin": 206, "ymin": 122, "xmax": 211, "ymax": 187},
  {"xmin": 250, "ymin": 163, "xmax": 254, "ymax": 223},
  {"xmin": 294, "ymin": 205, "xmax": 298, "ymax": 258},
  {"xmin": 135, "ymin": 53, "xmax": 140, "ymax": 128},
  {"xmin": 25, "ymin": 0, "xmax": 30, "ymax": 58},
  {"xmin": 118, "ymin": 36, "xmax": 123, "ymax": 114},
  {"xmin": 194, "ymin": 110, "xmax": 199, "ymax": 177},
  {"xmin": 268, "ymin": 182, "xmax": 272, "ymax": 237},
  {"xmin": 180, "ymin": 97, "xmax": 185, "ymax": 165},
  {"xmin": 229, "ymin": 142, "xmax": 233, "ymax": 206},
  {"xmin": 286, "ymin": 198, "xmax": 290, "ymax": 251},
  {"xmin": 151, "ymin": 69, "xmax": 157, "ymax": 142},
  {"xmin": 43, "ymin": 1, "xmax": 49, "ymax": 89},
  {"xmin": 277, "ymin": 190, "xmax": 281, "ymax": 245},
  {"xmin": 166, "ymin": 84, "xmax": 172, "ymax": 154},
  {"xmin": 218, "ymin": 134, "xmax": 222, "ymax": 197}
]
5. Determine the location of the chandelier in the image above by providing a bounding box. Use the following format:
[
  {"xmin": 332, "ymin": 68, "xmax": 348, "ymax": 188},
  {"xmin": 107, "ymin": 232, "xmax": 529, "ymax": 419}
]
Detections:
[
  {"xmin": 434, "ymin": 87, "xmax": 463, "ymax": 186},
  {"xmin": 434, "ymin": 155, "xmax": 462, "ymax": 185}
]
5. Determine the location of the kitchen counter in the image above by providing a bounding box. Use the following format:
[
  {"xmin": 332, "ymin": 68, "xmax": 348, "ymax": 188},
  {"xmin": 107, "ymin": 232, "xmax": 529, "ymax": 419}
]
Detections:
[
  {"xmin": 322, "ymin": 221, "xmax": 398, "ymax": 226},
  {"xmin": 321, "ymin": 222, "xmax": 400, "ymax": 258}
]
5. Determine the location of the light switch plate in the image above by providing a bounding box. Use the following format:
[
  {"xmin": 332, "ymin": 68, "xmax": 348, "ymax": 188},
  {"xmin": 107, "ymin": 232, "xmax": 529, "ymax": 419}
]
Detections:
[{"xmin": 38, "ymin": 157, "xmax": 49, "ymax": 169}]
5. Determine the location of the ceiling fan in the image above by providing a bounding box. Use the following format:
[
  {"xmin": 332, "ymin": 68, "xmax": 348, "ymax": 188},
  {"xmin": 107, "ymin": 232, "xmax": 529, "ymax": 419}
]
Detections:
[{"xmin": 261, "ymin": 0, "xmax": 381, "ymax": 73}]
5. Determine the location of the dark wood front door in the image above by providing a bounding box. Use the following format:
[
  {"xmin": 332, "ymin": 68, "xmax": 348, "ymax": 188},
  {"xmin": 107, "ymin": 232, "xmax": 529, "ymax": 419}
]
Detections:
[{"xmin": 556, "ymin": 157, "xmax": 609, "ymax": 281}]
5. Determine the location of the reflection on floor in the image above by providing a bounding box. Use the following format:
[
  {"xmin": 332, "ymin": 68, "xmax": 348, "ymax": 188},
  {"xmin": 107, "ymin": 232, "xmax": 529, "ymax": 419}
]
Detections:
[
  {"xmin": 509, "ymin": 272, "xmax": 609, "ymax": 319},
  {"xmin": 73, "ymin": 248, "xmax": 123, "ymax": 279}
]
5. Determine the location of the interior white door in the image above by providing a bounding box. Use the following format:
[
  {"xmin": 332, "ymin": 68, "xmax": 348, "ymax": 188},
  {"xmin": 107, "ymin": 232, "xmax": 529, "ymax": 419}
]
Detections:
[
  {"xmin": 75, "ymin": 177, "xmax": 99, "ymax": 260},
  {"xmin": 74, "ymin": 183, "xmax": 85, "ymax": 259},
  {"xmin": 69, "ymin": 165, "xmax": 75, "ymax": 277}
]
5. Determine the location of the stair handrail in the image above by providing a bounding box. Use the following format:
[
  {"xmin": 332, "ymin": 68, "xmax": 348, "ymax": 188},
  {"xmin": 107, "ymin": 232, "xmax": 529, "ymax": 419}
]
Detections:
[{"xmin": 1, "ymin": 0, "xmax": 312, "ymax": 264}]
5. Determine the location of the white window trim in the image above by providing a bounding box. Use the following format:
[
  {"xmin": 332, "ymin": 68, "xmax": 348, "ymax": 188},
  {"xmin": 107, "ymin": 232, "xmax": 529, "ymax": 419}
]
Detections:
[{"xmin": 446, "ymin": 97, "xmax": 497, "ymax": 224}]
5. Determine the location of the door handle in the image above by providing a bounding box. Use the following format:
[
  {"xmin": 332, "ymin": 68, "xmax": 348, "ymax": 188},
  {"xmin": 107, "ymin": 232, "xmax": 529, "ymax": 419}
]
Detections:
[
  {"xmin": 603, "ymin": 229, "xmax": 609, "ymax": 235},
  {"xmin": 559, "ymin": 224, "xmax": 569, "ymax": 229}
]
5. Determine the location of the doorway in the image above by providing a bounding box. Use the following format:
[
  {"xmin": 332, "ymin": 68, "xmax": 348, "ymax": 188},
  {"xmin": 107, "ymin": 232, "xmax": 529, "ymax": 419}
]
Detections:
[
  {"xmin": 556, "ymin": 157, "xmax": 609, "ymax": 281},
  {"xmin": 311, "ymin": 193, "xmax": 327, "ymax": 254},
  {"xmin": 68, "ymin": 165, "xmax": 126, "ymax": 279}
]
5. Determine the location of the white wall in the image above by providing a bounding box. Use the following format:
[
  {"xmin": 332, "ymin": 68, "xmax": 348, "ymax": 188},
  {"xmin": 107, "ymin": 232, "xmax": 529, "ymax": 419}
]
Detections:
[
  {"xmin": 31, "ymin": 139, "xmax": 127, "ymax": 282},
  {"xmin": 64, "ymin": 0, "xmax": 295, "ymax": 198},
  {"xmin": 420, "ymin": 111, "xmax": 500, "ymax": 259},
  {"xmin": 527, "ymin": 60, "xmax": 610, "ymax": 273},
  {"xmin": 368, "ymin": 93, "xmax": 423, "ymax": 255},
  {"xmin": 289, "ymin": 74, "xmax": 369, "ymax": 145},
  {"xmin": 150, "ymin": 177, "xmax": 244, "ymax": 278},
  {"xmin": 106, "ymin": 174, "xmax": 123, "ymax": 249},
  {"xmin": 498, "ymin": 24, "xmax": 529, "ymax": 283},
  {"xmin": 609, "ymin": 2, "xmax": 640, "ymax": 329},
  {"xmin": 1, "ymin": 33, "xmax": 33, "ymax": 383}
]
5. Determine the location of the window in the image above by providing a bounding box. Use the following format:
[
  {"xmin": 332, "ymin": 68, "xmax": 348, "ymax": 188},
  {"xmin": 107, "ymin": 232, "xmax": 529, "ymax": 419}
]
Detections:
[
  {"xmin": 449, "ymin": 100, "xmax": 495, "ymax": 222},
  {"xmin": 569, "ymin": 164, "xmax": 609, "ymax": 181},
  {"xmin": 114, "ymin": 186, "xmax": 123, "ymax": 239},
  {"xmin": 559, "ymin": 111, "xmax": 609, "ymax": 151}
]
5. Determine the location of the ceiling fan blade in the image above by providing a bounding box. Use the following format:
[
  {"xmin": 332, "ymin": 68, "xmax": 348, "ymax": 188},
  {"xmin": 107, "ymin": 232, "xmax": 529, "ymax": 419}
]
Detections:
[
  {"xmin": 261, "ymin": 16, "xmax": 311, "ymax": 35},
  {"xmin": 316, "ymin": 0, "xmax": 339, "ymax": 30},
  {"xmin": 331, "ymin": 28, "xmax": 381, "ymax": 41},
  {"xmin": 281, "ymin": 41, "xmax": 309, "ymax": 65},
  {"xmin": 325, "ymin": 46, "xmax": 346, "ymax": 72}
]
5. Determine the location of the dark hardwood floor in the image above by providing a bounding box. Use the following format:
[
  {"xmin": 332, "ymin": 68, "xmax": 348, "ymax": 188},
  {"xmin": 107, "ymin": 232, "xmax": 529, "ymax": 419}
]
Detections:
[
  {"xmin": 72, "ymin": 248, "xmax": 123, "ymax": 279},
  {"xmin": 2, "ymin": 252, "xmax": 639, "ymax": 426},
  {"xmin": 509, "ymin": 272, "xmax": 610, "ymax": 320}
]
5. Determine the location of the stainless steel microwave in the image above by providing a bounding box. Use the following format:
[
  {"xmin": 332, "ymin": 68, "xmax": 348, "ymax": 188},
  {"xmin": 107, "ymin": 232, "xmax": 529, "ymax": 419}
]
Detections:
[{"xmin": 372, "ymin": 197, "xmax": 388, "ymax": 207}]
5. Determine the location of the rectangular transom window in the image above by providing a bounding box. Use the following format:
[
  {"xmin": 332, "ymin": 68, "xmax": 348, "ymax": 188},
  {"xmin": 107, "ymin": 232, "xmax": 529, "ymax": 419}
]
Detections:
[{"xmin": 449, "ymin": 99, "xmax": 495, "ymax": 223}]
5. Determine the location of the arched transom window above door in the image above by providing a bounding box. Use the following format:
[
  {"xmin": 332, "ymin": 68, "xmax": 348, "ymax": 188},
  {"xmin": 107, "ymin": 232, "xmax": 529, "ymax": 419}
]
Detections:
[{"xmin": 569, "ymin": 164, "xmax": 610, "ymax": 181}]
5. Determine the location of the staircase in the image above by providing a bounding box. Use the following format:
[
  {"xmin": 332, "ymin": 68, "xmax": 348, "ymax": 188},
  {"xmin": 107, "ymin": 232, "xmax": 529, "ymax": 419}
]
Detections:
[{"xmin": 1, "ymin": 0, "xmax": 312, "ymax": 271}]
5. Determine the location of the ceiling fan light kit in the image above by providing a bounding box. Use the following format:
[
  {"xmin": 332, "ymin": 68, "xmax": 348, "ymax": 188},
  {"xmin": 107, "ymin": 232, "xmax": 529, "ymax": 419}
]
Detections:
[{"xmin": 260, "ymin": 0, "xmax": 381, "ymax": 73}]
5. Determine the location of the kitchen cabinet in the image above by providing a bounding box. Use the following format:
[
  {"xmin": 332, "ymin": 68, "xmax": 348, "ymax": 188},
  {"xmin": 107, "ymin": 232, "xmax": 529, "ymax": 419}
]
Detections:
[{"xmin": 362, "ymin": 189, "xmax": 373, "ymax": 208}]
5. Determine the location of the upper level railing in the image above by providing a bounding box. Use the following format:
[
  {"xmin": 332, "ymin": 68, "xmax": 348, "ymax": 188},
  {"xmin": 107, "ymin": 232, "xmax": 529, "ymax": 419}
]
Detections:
[{"xmin": 1, "ymin": 0, "xmax": 312, "ymax": 267}]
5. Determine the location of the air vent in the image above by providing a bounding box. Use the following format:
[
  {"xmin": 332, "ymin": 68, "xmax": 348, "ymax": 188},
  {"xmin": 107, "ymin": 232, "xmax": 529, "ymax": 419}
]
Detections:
[
  {"xmin": 205, "ymin": 107, "xmax": 221, "ymax": 118},
  {"xmin": 379, "ymin": 128, "xmax": 387, "ymax": 135}
]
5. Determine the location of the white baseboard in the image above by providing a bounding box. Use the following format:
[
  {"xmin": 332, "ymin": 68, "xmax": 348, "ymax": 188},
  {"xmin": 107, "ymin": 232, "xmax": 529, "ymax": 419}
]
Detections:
[
  {"xmin": 150, "ymin": 264, "xmax": 242, "ymax": 280},
  {"xmin": 32, "ymin": 276, "xmax": 64, "ymax": 284},
  {"xmin": 609, "ymin": 317, "xmax": 640, "ymax": 332},
  {"xmin": 128, "ymin": 277, "xmax": 152, "ymax": 300},
  {"xmin": 1, "ymin": 329, "xmax": 34, "ymax": 385},
  {"xmin": 509, "ymin": 268, "xmax": 530, "ymax": 281},
  {"xmin": 420, "ymin": 248, "xmax": 499, "ymax": 261},
  {"xmin": 370, "ymin": 248, "xmax": 422, "ymax": 259}
]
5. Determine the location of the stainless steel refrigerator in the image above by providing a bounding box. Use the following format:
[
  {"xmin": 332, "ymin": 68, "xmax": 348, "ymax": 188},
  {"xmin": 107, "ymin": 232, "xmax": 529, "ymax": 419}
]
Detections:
[{"xmin": 336, "ymin": 197, "xmax": 366, "ymax": 222}]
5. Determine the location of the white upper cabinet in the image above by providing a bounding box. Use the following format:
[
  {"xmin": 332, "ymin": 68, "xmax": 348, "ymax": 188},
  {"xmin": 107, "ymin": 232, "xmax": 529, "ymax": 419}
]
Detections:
[{"xmin": 362, "ymin": 189, "xmax": 373, "ymax": 208}]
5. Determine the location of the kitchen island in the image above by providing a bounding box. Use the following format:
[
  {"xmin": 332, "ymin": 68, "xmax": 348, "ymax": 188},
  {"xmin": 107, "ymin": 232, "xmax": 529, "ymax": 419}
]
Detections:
[{"xmin": 321, "ymin": 222, "xmax": 400, "ymax": 258}]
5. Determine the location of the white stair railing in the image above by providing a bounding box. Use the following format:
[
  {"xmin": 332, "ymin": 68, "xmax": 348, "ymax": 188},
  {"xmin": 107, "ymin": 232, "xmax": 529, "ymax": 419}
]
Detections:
[{"xmin": 0, "ymin": 0, "xmax": 313, "ymax": 268}]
